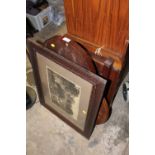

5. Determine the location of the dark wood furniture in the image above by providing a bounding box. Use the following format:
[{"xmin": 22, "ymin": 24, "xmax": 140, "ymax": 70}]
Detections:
[
  {"xmin": 27, "ymin": 0, "xmax": 129, "ymax": 137},
  {"xmin": 63, "ymin": 0, "xmax": 129, "ymax": 124}
]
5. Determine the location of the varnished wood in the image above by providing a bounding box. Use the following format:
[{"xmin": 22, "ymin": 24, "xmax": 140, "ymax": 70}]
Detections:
[
  {"xmin": 64, "ymin": 0, "xmax": 129, "ymax": 124},
  {"xmin": 107, "ymin": 69, "xmax": 121, "ymax": 105},
  {"xmin": 93, "ymin": 56, "xmax": 113, "ymax": 78},
  {"xmin": 36, "ymin": 35, "xmax": 112, "ymax": 125},
  {"xmin": 64, "ymin": 0, "xmax": 129, "ymax": 59},
  {"xmin": 42, "ymin": 35, "xmax": 112, "ymax": 124},
  {"xmin": 96, "ymin": 98, "xmax": 110, "ymax": 124},
  {"xmin": 64, "ymin": 33, "xmax": 124, "ymax": 62},
  {"xmin": 42, "ymin": 35, "xmax": 127, "ymax": 123},
  {"xmin": 27, "ymin": 38, "xmax": 107, "ymax": 139},
  {"xmin": 43, "ymin": 35, "xmax": 96, "ymax": 73}
]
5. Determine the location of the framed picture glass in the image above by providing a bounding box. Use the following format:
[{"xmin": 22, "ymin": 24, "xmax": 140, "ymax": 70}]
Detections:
[{"xmin": 27, "ymin": 39, "xmax": 107, "ymax": 138}]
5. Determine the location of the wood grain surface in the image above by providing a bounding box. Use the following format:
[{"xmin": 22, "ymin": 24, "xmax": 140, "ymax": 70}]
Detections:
[{"xmin": 64, "ymin": 0, "xmax": 129, "ymax": 59}]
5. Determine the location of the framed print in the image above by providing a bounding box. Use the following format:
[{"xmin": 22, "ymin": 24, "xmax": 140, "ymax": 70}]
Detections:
[{"xmin": 27, "ymin": 39, "xmax": 107, "ymax": 138}]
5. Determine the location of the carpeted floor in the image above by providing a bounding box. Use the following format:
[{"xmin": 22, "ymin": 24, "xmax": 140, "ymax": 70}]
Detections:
[{"xmin": 26, "ymin": 23, "xmax": 129, "ymax": 155}]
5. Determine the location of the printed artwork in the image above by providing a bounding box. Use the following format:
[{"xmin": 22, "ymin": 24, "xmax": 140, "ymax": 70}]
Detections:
[{"xmin": 47, "ymin": 67, "xmax": 81, "ymax": 120}]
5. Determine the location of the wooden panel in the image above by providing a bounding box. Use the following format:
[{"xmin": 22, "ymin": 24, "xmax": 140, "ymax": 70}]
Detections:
[
  {"xmin": 64, "ymin": 0, "xmax": 129, "ymax": 57},
  {"xmin": 96, "ymin": 98, "xmax": 110, "ymax": 125}
]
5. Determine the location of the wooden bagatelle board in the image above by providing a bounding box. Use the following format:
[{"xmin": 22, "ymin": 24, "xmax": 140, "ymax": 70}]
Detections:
[{"xmin": 27, "ymin": 38, "xmax": 107, "ymax": 138}]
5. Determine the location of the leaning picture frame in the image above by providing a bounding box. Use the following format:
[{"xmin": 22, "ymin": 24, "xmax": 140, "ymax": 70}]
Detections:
[{"xmin": 27, "ymin": 38, "xmax": 107, "ymax": 138}]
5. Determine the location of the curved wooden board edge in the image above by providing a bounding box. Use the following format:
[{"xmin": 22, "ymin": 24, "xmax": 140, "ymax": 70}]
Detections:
[
  {"xmin": 43, "ymin": 35, "xmax": 97, "ymax": 73},
  {"xmin": 96, "ymin": 98, "xmax": 110, "ymax": 125}
]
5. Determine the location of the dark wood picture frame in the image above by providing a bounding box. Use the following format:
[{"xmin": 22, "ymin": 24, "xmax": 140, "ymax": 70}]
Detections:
[{"xmin": 27, "ymin": 38, "xmax": 107, "ymax": 138}]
